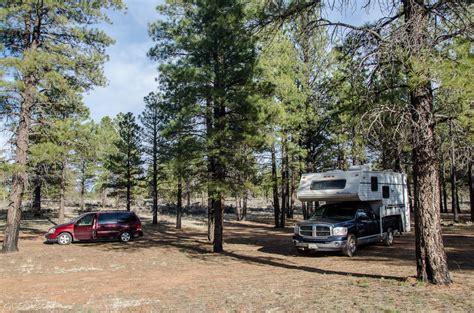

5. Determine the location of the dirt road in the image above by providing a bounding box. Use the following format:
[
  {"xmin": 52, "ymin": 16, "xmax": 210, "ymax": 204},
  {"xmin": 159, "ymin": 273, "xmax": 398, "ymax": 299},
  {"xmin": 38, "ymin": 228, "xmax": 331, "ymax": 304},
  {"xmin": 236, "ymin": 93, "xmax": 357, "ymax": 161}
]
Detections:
[{"xmin": 0, "ymin": 213, "xmax": 473, "ymax": 312}]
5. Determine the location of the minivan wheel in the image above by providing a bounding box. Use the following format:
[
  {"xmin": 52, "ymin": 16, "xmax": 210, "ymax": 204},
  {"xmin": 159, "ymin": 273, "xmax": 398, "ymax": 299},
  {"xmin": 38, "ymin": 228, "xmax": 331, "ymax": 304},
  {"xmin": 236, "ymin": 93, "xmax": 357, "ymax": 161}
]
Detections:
[
  {"xmin": 119, "ymin": 231, "xmax": 132, "ymax": 243},
  {"xmin": 57, "ymin": 232, "xmax": 72, "ymax": 245},
  {"xmin": 383, "ymin": 228, "xmax": 394, "ymax": 246},
  {"xmin": 342, "ymin": 234, "xmax": 357, "ymax": 257}
]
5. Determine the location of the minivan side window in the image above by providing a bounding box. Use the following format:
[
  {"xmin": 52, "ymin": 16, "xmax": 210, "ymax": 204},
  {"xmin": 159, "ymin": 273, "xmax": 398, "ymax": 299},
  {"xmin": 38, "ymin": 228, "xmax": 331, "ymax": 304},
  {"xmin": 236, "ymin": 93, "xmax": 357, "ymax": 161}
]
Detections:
[
  {"xmin": 117, "ymin": 213, "xmax": 136, "ymax": 223},
  {"xmin": 77, "ymin": 214, "xmax": 94, "ymax": 226},
  {"xmin": 98, "ymin": 213, "xmax": 118, "ymax": 225},
  {"xmin": 371, "ymin": 177, "xmax": 378, "ymax": 192}
]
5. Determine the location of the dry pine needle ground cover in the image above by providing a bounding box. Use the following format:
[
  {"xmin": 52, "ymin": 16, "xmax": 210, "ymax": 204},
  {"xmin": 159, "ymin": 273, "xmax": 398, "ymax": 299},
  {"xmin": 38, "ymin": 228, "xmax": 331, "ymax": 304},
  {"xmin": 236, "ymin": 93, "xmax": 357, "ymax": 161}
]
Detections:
[{"xmin": 0, "ymin": 209, "xmax": 473, "ymax": 312}]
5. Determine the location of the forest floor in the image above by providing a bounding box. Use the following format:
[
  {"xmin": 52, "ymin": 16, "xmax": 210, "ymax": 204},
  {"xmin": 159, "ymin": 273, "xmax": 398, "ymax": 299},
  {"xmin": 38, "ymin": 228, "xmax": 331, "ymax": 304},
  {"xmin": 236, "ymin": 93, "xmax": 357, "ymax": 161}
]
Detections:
[{"xmin": 0, "ymin": 207, "xmax": 473, "ymax": 312}]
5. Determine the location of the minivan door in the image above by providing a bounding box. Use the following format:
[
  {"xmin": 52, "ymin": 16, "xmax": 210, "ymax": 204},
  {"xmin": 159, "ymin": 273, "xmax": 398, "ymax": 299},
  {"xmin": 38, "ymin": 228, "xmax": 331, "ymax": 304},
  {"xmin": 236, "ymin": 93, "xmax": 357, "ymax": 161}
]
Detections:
[
  {"xmin": 74, "ymin": 214, "xmax": 95, "ymax": 241},
  {"xmin": 96, "ymin": 213, "xmax": 120, "ymax": 239}
]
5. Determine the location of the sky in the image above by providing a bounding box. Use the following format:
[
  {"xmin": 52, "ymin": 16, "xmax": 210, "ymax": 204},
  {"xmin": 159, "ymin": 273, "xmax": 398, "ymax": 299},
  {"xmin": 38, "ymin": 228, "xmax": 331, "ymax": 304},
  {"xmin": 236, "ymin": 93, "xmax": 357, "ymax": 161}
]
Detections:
[{"xmin": 83, "ymin": 0, "xmax": 163, "ymax": 121}]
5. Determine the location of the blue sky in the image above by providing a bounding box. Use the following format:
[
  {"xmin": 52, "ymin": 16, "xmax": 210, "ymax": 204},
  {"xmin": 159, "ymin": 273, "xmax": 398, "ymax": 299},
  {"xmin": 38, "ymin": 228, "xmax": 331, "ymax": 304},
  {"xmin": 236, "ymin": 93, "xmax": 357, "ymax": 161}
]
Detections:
[{"xmin": 83, "ymin": 0, "xmax": 163, "ymax": 121}]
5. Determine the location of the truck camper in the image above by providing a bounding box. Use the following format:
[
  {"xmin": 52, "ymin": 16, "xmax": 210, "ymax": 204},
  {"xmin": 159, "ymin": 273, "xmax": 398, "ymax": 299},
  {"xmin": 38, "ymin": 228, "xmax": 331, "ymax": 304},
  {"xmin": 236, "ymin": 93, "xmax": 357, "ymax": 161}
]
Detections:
[{"xmin": 293, "ymin": 165, "xmax": 410, "ymax": 256}]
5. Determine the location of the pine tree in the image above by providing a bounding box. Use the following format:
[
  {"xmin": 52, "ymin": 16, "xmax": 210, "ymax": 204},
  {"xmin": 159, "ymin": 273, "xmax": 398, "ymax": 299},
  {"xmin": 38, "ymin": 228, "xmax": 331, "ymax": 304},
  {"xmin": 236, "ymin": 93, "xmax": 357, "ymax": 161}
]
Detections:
[
  {"xmin": 149, "ymin": 0, "xmax": 263, "ymax": 252},
  {"xmin": 140, "ymin": 93, "xmax": 165, "ymax": 224},
  {"xmin": 0, "ymin": 0, "xmax": 124, "ymax": 253},
  {"xmin": 106, "ymin": 113, "xmax": 143, "ymax": 211}
]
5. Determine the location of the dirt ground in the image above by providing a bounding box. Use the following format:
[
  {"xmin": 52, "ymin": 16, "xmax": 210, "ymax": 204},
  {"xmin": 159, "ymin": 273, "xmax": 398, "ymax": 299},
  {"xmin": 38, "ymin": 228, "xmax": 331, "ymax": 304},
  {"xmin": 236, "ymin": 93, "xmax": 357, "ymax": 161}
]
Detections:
[{"xmin": 0, "ymin": 209, "xmax": 473, "ymax": 312}]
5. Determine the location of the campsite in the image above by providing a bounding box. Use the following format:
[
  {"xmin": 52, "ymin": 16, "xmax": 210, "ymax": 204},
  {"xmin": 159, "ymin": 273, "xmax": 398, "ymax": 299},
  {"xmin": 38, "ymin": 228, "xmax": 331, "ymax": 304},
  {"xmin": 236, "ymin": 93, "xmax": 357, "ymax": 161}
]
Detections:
[{"xmin": 1, "ymin": 0, "xmax": 473, "ymax": 311}]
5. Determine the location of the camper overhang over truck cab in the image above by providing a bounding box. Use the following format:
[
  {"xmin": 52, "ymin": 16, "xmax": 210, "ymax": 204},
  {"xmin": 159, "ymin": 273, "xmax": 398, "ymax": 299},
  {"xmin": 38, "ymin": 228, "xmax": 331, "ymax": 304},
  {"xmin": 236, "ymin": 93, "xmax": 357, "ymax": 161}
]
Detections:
[{"xmin": 293, "ymin": 166, "xmax": 410, "ymax": 257}]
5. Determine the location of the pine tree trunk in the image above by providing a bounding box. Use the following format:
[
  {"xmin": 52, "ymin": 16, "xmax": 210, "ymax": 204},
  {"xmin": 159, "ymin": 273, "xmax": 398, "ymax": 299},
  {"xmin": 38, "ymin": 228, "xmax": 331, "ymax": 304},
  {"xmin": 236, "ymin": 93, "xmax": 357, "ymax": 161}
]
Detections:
[
  {"xmin": 441, "ymin": 157, "xmax": 448, "ymax": 213},
  {"xmin": 80, "ymin": 178, "xmax": 85, "ymax": 212},
  {"xmin": 271, "ymin": 144, "xmax": 280, "ymax": 228},
  {"xmin": 410, "ymin": 83, "xmax": 451, "ymax": 284},
  {"xmin": 235, "ymin": 194, "xmax": 242, "ymax": 221},
  {"xmin": 438, "ymin": 164, "xmax": 444, "ymax": 213},
  {"xmin": 59, "ymin": 161, "xmax": 66, "ymax": 224},
  {"xmin": 285, "ymin": 152, "xmax": 291, "ymax": 219},
  {"xmin": 186, "ymin": 178, "xmax": 191, "ymax": 208},
  {"xmin": 152, "ymin": 153, "xmax": 158, "ymax": 224},
  {"xmin": 456, "ymin": 185, "xmax": 461, "ymax": 214},
  {"xmin": 449, "ymin": 120, "xmax": 459, "ymax": 222},
  {"xmin": 469, "ymin": 159, "xmax": 473, "ymax": 222},
  {"xmin": 101, "ymin": 189, "xmax": 107, "ymax": 209},
  {"xmin": 126, "ymin": 169, "xmax": 131, "ymax": 212},
  {"xmin": 176, "ymin": 174, "xmax": 182, "ymax": 229},
  {"xmin": 1, "ymin": 7, "xmax": 39, "ymax": 254},
  {"xmin": 242, "ymin": 191, "xmax": 247, "ymax": 221},
  {"xmin": 280, "ymin": 143, "xmax": 287, "ymax": 228},
  {"xmin": 207, "ymin": 195, "xmax": 215, "ymax": 242},
  {"xmin": 32, "ymin": 182, "xmax": 42, "ymax": 217},
  {"xmin": 213, "ymin": 195, "xmax": 224, "ymax": 253}
]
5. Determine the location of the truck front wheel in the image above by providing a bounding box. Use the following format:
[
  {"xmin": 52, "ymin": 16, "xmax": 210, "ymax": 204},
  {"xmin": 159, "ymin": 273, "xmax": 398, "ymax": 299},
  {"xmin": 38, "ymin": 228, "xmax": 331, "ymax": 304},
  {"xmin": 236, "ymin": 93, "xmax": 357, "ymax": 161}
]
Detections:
[{"xmin": 342, "ymin": 234, "xmax": 357, "ymax": 257}]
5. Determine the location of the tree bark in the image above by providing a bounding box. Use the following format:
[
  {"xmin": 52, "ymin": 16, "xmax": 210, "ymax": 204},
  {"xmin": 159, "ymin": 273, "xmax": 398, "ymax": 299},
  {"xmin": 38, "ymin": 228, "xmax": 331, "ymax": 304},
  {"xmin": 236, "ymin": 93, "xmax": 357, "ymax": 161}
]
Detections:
[
  {"xmin": 242, "ymin": 190, "xmax": 247, "ymax": 221},
  {"xmin": 410, "ymin": 83, "xmax": 451, "ymax": 284},
  {"xmin": 455, "ymin": 185, "xmax": 461, "ymax": 214},
  {"xmin": 101, "ymin": 189, "xmax": 107, "ymax": 209},
  {"xmin": 280, "ymin": 142, "xmax": 287, "ymax": 228},
  {"xmin": 235, "ymin": 194, "xmax": 242, "ymax": 221},
  {"xmin": 152, "ymin": 143, "xmax": 158, "ymax": 224},
  {"xmin": 207, "ymin": 195, "xmax": 215, "ymax": 242},
  {"xmin": 271, "ymin": 143, "xmax": 280, "ymax": 228},
  {"xmin": 32, "ymin": 182, "xmax": 42, "ymax": 217},
  {"xmin": 450, "ymin": 121, "xmax": 459, "ymax": 222},
  {"xmin": 126, "ymin": 165, "xmax": 131, "ymax": 211},
  {"xmin": 186, "ymin": 178, "xmax": 191, "ymax": 208},
  {"xmin": 469, "ymin": 159, "xmax": 473, "ymax": 222},
  {"xmin": 441, "ymin": 156, "xmax": 448, "ymax": 213},
  {"xmin": 2, "ymin": 85, "xmax": 33, "ymax": 253},
  {"xmin": 285, "ymin": 152, "xmax": 291, "ymax": 219},
  {"xmin": 59, "ymin": 160, "xmax": 66, "ymax": 224},
  {"xmin": 79, "ymin": 161, "xmax": 86, "ymax": 211},
  {"xmin": 403, "ymin": 0, "xmax": 451, "ymax": 284},
  {"xmin": 176, "ymin": 174, "xmax": 182, "ymax": 229}
]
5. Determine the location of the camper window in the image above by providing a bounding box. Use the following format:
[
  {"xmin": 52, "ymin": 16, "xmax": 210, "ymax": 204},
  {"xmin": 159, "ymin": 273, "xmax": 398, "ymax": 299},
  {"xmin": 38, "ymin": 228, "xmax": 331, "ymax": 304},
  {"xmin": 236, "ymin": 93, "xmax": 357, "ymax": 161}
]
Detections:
[
  {"xmin": 382, "ymin": 186, "xmax": 390, "ymax": 198},
  {"xmin": 310, "ymin": 179, "xmax": 346, "ymax": 190},
  {"xmin": 371, "ymin": 177, "xmax": 378, "ymax": 191}
]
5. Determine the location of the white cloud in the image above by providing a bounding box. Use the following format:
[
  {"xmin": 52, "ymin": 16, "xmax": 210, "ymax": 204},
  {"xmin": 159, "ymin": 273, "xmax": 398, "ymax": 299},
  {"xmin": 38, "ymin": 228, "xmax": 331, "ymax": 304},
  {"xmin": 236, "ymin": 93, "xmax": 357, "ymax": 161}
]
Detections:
[{"xmin": 83, "ymin": 0, "xmax": 163, "ymax": 121}]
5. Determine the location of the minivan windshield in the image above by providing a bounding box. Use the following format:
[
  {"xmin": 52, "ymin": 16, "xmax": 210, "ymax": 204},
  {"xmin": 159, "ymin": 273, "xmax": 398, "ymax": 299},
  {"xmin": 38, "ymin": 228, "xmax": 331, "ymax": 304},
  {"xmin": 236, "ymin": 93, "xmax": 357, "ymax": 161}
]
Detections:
[{"xmin": 309, "ymin": 204, "xmax": 358, "ymax": 221}]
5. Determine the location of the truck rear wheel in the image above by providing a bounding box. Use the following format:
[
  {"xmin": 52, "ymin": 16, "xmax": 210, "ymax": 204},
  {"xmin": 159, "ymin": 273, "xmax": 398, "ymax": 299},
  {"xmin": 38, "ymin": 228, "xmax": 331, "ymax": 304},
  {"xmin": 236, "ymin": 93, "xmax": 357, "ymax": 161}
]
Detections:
[{"xmin": 342, "ymin": 234, "xmax": 357, "ymax": 257}]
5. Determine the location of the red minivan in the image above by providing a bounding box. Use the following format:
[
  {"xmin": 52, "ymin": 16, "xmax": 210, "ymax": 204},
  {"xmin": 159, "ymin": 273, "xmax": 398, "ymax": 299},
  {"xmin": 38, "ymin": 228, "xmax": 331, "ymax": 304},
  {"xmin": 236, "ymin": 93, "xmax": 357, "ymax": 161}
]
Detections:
[{"xmin": 45, "ymin": 211, "xmax": 143, "ymax": 245}]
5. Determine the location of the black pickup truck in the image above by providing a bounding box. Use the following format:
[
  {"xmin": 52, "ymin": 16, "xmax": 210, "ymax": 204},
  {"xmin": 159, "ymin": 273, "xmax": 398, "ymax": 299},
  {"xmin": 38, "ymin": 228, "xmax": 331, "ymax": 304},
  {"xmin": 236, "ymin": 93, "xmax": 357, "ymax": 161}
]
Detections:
[{"xmin": 293, "ymin": 201, "xmax": 401, "ymax": 256}]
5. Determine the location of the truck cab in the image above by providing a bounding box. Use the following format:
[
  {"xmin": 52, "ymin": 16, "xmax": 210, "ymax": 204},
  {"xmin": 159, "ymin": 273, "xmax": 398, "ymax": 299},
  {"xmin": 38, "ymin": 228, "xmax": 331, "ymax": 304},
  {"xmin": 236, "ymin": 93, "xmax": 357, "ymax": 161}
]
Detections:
[{"xmin": 293, "ymin": 202, "xmax": 395, "ymax": 256}]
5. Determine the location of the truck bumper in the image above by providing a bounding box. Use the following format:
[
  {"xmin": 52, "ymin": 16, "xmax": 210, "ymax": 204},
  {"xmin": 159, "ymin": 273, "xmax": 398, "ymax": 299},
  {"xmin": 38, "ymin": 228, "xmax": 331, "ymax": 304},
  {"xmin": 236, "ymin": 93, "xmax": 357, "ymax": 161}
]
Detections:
[{"xmin": 293, "ymin": 235, "xmax": 346, "ymax": 252}]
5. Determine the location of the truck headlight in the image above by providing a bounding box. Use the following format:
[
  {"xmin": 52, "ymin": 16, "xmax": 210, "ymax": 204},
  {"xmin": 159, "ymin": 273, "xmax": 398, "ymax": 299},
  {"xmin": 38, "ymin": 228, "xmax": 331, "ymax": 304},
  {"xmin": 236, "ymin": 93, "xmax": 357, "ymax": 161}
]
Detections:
[
  {"xmin": 332, "ymin": 227, "xmax": 348, "ymax": 236},
  {"xmin": 294, "ymin": 225, "xmax": 299, "ymax": 235},
  {"xmin": 47, "ymin": 228, "xmax": 56, "ymax": 234}
]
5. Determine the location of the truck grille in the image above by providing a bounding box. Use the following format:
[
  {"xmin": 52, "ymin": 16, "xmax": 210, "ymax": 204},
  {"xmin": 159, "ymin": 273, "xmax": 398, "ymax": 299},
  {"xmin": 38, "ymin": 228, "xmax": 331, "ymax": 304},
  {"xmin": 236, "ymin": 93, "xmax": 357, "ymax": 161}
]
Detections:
[
  {"xmin": 315, "ymin": 226, "xmax": 331, "ymax": 237},
  {"xmin": 300, "ymin": 226, "xmax": 313, "ymax": 236},
  {"xmin": 299, "ymin": 225, "xmax": 331, "ymax": 237}
]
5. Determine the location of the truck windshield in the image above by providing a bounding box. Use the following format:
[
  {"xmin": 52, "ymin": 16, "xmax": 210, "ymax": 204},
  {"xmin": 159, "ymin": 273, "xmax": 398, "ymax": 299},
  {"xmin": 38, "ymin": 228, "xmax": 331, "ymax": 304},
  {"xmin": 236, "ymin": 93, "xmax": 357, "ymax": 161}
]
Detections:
[{"xmin": 310, "ymin": 205, "xmax": 357, "ymax": 221}]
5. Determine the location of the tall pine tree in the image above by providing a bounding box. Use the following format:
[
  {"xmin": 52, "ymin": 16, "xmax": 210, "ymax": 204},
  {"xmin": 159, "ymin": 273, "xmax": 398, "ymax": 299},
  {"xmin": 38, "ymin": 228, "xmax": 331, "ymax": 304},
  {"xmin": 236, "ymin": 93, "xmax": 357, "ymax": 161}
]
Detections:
[
  {"xmin": 107, "ymin": 113, "xmax": 143, "ymax": 211},
  {"xmin": 149, "ymin": 0, "xmax": 263, "ymax": 252}
]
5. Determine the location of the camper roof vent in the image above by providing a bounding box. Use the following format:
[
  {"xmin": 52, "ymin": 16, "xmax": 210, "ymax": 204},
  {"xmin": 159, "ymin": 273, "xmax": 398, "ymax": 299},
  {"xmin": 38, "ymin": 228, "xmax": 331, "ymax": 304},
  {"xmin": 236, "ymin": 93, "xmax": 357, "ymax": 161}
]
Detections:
[{"xmin": 349, "ymin": 164, "xmax": 372, "ymax": 171}]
